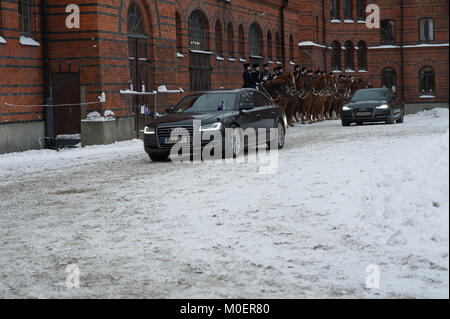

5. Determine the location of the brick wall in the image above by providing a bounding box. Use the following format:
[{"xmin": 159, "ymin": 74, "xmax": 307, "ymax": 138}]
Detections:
[{"xmin": 0, "ymin": 0, "xmax": 448, "ymax": 130}]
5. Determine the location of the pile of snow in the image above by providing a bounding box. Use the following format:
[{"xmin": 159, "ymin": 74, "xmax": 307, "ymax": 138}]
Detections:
[
  {"xmin": 409, "ymin": 107, "xmax": 448, "ymax": 119},
  {"xmin": 83, "ymin": 111, "xmax": 115, "ymax": 122}
]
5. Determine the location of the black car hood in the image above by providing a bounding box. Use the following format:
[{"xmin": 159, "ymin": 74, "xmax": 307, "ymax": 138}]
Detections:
[
  {"xmin": 348, "ymin": 100, "xmax": 387, "ymax": 108},
  {"xmin": 149, "ymin": 112, "xmax": 231, "ymax": 126}
]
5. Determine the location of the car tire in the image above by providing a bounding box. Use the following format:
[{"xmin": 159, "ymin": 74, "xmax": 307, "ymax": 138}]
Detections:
[
  {"xmin": 396, "ymin": 109, "xmax": 404, "ymax": 123},
  {"xmin": 225, "ymin": 125, "xmax": 243, "ymax": 158},
  {"xmin": 342, "ymin": 121, "xmax": 350, "ymax": 127},
  {"xmin": 268, "ymin": 120, "xmax": 286, "ymax": 150},
  {"xmin": 149, "ymin": 153, "xmax": 169, "ymax": 162},
  {"xmin": 385, "ymin": 112, "xmax": 394, "ymax": 124}
]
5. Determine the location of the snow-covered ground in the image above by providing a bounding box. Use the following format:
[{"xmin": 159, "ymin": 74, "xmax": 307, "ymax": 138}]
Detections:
[{"xmin": 0, "ymin": 109, "xmax": 448, "ymax": 298}]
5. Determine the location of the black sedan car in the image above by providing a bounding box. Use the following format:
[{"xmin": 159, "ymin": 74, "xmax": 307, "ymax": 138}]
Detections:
[
  {"xmin": 143, "ymin": 89, "xmax": 287, "ymax": 161},
  {"xmin": 341, "ymin": 88, "xmax": 404, "ymax": 126}
]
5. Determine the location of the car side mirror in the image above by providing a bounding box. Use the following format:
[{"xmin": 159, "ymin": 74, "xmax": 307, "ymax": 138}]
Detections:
[{"xmin": 240, "ymin": 103, "xmax": 254, "ymax": 111}]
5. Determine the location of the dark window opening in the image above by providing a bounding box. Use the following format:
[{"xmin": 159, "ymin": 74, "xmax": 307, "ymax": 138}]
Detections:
[
  {"xmin": 331, "ymin": 0, "xmax": 340, "ymax": 20},
  {"xmin": 238, "ymin": 25, "xmax": 245, "ymax": 58},
  {"xmin": 420, "ymin": 67, "xmax": 435, "ymax": 94},
  {"xmin": 344, "ymin": 0, "xmax": 353, "ymax": 20},
  {"xmin": 227, "ymin": 23, "xmax": 234, "ymax": 58},
  {"xmin": 357, "ymin": 41, "xmax": 367, "ymax": 70},
  {"xmin": 344, "ymin": 41, "xmax": 354, "ymax": 70},
  {"xmin": 18, "ymin": 0, "xmax": 31, "ymax": 34},
  {"xmin": 381, "ymin": 68, "xmax": 396, "ymax": 92},
  {"xmin": 381, "ymin": 19, "xmax": 395, "ymax": 44},
  {"xmin": 215, "ymin": 21, "xmax": 223, "ymax": 57},
  {"xmin": 188, "ymin": 10, "xmax": 207, "ymax": 50},
  {"xmin": 331, "ymin": 41, "xmax": 341, "ymax": 70},
  {"xmin": 249, "ymin": 23, "xmax": 263, "ymax": 57},
  {"xmin": 127, "ymin": 1, "xmax": 145, "ymax": 36},
  {"xmin": 419, "ymin": 18, "xmax": 434, "ymax": 42},
  {"xmin": 175, "ymin": 12, "xmax": 182, "ymax": 53},
  {"xmin": 357, "ymin": 0, "xmax": 366, "ymax": 20}
]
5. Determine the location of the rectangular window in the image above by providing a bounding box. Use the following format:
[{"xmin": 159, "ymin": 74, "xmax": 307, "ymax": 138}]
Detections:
[
  {"xmin": 357, "ymin": 0, "xmax": 366, "ymax": 20},
  {"xmin": 381, "ymin": 20, "xmax": 395, "ymax": 44},
  {"xmin": 19, "ymin": 0, "xmax": 31, "ymax": 34},
  {"xmin": 331, "ymin": 0, "xmax": 340, "ymax": 19},
  {"xmin": 420, "ymin": 19, "xmax": 434, "ymax": 42},
  {"xmin": 344, "ymin": 0, "xmax": 353, "ymax": 20}
]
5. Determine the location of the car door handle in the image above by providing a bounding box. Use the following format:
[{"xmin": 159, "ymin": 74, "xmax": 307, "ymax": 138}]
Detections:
[{"xmin": 256, "ymin": 114, "xmax": 261, "ymax": 118}]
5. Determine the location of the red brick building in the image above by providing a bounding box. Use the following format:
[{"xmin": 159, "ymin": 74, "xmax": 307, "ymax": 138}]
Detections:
[{"xmin": 0, "ymin": 0, "xmax": 448, "ymax": 153}]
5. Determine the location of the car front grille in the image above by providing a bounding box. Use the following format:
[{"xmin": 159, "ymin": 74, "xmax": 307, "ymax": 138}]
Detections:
[{"xmin": 157, "ymin": 125, "xmax": 195, "ymax": 149}]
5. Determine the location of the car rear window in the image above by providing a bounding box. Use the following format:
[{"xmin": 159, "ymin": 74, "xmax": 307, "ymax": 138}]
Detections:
[
  {"xmin": 351, "ymin": 90, "xmax": 389, "ymax": 102},
  {"xmin": 175, "ymin": 93, "xmax": 237, "ymax": 113}
]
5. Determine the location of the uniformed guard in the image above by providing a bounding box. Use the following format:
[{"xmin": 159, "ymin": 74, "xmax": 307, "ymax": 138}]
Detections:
[
  {"xmin": 251, "ymin": 64, "xmax": 263, "ymax": 87},
  {"xmin": 242, "ymin": 63, "xmax": 257, "ymax": 89},
  {"xmin": 293, "ymin": 65, "xmax": 301, "ymax": 77},
  {"xmin": 262, "ymin": 63, "xmax": 273, "ymax": 82}
]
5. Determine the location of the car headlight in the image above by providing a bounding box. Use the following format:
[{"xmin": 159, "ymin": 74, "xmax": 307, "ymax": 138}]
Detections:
[
  {"xmin": 144, "ymin": 126, "xmax": 155, "ymax": 135},
  {"xmin": 199, "ymin": 122, "xmax": 223, "ymax": 132},
  {"xmin": 376, "ymin": 104, "xmax": 389, "ymax": 109},
  {"xmin": 342, "ymin": 105, "xmax": 352, "ymax": 111}
]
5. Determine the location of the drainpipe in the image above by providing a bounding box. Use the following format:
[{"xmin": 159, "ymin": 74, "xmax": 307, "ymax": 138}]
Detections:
[
  {"xmin": 400, "ymin": 0, "xmax": 405, "ymax": 104},
  {"xmin": 42, "ymin": 0, "xmax": 53, "ymax": 148},
  {"xmin": 281, "ymin": 0, "xmax": 288, "ymax": 68},
  {"xmin": 322, "ymin": 0, "xmax": 327, "ymax": 72}
]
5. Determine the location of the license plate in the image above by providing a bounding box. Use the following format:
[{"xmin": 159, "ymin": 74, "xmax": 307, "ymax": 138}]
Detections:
[
  {"xmin": 357, "ymin": 111, "xmax": 371, "ymax": 117},
  {"xmin": 164, "ymin": 136, "xmax": 188, "ymax": 144}
]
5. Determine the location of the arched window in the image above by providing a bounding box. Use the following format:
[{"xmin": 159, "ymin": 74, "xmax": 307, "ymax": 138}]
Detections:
[
  {"xmin": 357, "ymin": 41, "xmax": 367, "ymax": 70},
  {"xmin": 419, "ymin": 18, "xmax": 434, "ymax": 42},
  {"xmin": 331, "ymin": 0, "xmax": 340, "ymax": 20},
  {"xmin": 275, "ymin": 32, "xmax": 281, "ymax": 61},
  {"xmin": 344, "ymin": 41, "xmax": 354, "ymax": 70},
  {"xmin": 357, "ymin": 0, "xmax": 366, "ymax": 21},
  {"xmin": 289, "ymin": 34, "xmax": 294, "ymax": 62},
  {"xmin": 382, "ymin": 68, "xmax": 396, "ymax": 92},
  {"xmin": 188, "ymin": 10, "xmax": 207, "ymax": 50},
  {"xmin": 238, "ymin": 25, "xmax": 245, "ymax": 58},
  {"xmin": 419, "ymin": 67, "xmax": 435, "ymax": 94},
  {"xmin": 175, "ymin": 11, "xmax": 182, "ymax": 53},
  {"xmin": 331, "ymin": 41, "xmax": 341, "ymax": 70},
  {"xmin": 249, "ymin": 23, "xmax": 262, "ymax": 57},
  {"xmin": 215, "ymin": 20, "xmax": 223, "ymax": 57},
  {"xmin": 267, "ymin": 31, "xmax": 273, "ymax": 60},
  {"xmin": 127, "ymin": 1, "xmax": 145, "ymax": 35},
  {"xmin": 227, "ymin": 23, "xmax": 234, "ymax": 58},
  {"xmin": 344, "ymin": 0, "xmax": 353, "ymax": 20}
]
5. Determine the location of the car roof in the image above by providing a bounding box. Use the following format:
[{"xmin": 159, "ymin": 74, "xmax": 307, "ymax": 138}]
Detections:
[
  {"xmin": 356, "ymin": 88, "xmax": 389, "ymax": 92},
  {"xmin": 188, "ymin": 88, "xmax": 257, "ymax": 95}
]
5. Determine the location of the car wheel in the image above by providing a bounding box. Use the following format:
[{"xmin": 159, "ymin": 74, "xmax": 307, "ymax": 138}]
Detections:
[
  {"xmin": 385, "ymin": 112, "xmax": 394, "ymax": 124},
  {"xmin": 342, "ymin": 121, "xmax": 350, "ymax": 127},
  {"xmin": 149, "ymin": 153, "xmax": 169, "ymax": 162},
  {"xmin": 226, "ymin": 125, "xmax": 243, "ymax": 158},
  {"xmin": 396, "ymin": 109, "xmax": 404, "ymax": 123},
  {"xmin": 268, "ymin": 120, "xmax": 286, "ymax": 150}
]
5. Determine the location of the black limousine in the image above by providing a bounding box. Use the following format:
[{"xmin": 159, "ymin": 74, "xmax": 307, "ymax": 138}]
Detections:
[
  {"xmin": 341, "ymin": 88, "xmax": 404, "ymax": 126},
  {"xmin": 143, "ymin": 89, "xmax": 287, "ymax": 161}
]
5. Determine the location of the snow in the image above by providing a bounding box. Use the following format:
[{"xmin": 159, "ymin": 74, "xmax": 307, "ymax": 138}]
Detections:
[
  {"xmin": 344, "ymin": 19, "xmax": 354, "ymax": 23},
  {"xmin": 216, "ymin": 56, "xmax": 224, "ymax": 61},
  {"xmin": 369, "ymin": 45, "xmax": 401, "ymax": 49},
  {"xmin": 190, "ymin": 49, "xmax": 212, "ymax": 55},
  {"xmin": 331, "ymin": 19, "xmax": 341, "ymax": 23},
  {"xmin": 403, "ymin": 43, "xmax": 449, "ymax": 48},
  {"xmin": 420, "ymin": 95, "xmax": 436, "ymax": 99},
  {"xmin": 177, "ymin": 52, "xmax": 184, "ymax": 58},
  {"xmin": 0, "ymin": 36, "xmax": 6, "ymax": 44},
  {"xmin": 19, "ymin": 35, "xmax": 40, "ymax": 47},
  {"xmin": 298, "ymin": 41, "xmax": 326, "ymax": 49},
  {"xmin": 0, "ymin": 109, "xmax": 448, "ymax": 298}
]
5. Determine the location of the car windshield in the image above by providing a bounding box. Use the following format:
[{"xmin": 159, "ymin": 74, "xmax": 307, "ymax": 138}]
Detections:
[
  {"xmin": 351, "ymin": 90, "xmax": 389, "ymax": 102},
  {"xmin": 174, "ymin": 93, "xmax": 237, "ymax": 113}
]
